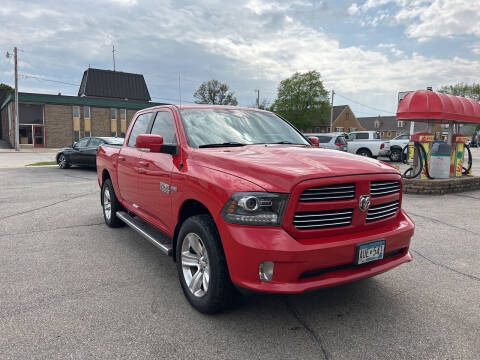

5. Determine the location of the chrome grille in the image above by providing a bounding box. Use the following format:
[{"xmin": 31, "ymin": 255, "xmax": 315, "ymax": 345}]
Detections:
[
  {"xmin": 299, "ymin": 183, "xmax": 355, "ymax": 202},
  {"xmin": 370, "ymin": 180, "xmax": 400, "ymax": 197},
  {"xmin": 366, "ymin": 201, "xmax": 399, "ymax": 222},
  {"xmin": 293, "ymin": 209, "xmax": 353, "ymax": 229}
]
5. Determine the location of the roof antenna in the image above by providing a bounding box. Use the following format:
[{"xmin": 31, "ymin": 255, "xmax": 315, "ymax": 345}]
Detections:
[
  {"xmin": 178, "ymin": 72, "xmax": 182, "ymax": 107},
  {"xmin": 112, "ymin": 44, "xmax": 116, "ymax": 71}
]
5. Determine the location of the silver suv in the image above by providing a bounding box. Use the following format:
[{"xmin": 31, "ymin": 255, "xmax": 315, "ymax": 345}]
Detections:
[{"xmin": 303, "ymin": 133, "xmax": 348, "ymax": 151}]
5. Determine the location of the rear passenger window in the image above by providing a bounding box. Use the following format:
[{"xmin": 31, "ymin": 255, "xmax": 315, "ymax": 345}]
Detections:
[
  {"xmin": 356, "ymin": 133, "xmax": 369, "ymax": 140},
  {"xmin": 128, "ymin": 113, "xmax": 154, "ymax": 147},
  {"xmin": 150, "ymin": 111, "xmax": 177, "ymax": 144}
]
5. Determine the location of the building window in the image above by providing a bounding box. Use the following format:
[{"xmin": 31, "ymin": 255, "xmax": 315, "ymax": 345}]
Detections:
[
  {"xmin": 327, "ymin": 127, "xmax": 331, "ymax": 132},
  {"xmin": 381, "ymin": 131, "xmax": 385, "ymax": 137},
  {"xmin": 110, "ymin": 108, "xmax": 117, "ymax": 137},
  {"xmin": 336, "ymin": 127, "xmax": 344, "ymax": 132},
  {"xmin": 84, "ymin": 106, "xmax": 91, "ymax": 137},
  {"xmin": 374, "ymin": 120, "xmax": 380, "ymax": 128},
  {"xmin": 397, "ymin": 120, "xmax": 404, "ymax": 128},
  {"xmin": 387, "ymin": 131, "xmax": 391, "ymax": 137},
  {"xmin": 120, "ymin": 109, "xmax": 127, "ymax": 137},
  {"xmin": 73, "ymin": 106, "xmax": 80, "ymax": 141}
]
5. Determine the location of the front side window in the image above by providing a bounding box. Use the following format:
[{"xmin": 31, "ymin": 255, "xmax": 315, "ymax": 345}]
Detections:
[
  {"xmin": 180, "ymin": 109, "xmax": 309, "ymax": 148},
  {"xmin": 88, "ymin": 138, "xmax": 103, "ymax": 147},
  {"xmin": 75, "ymin": 138, "xmax": 89, "ymax": 147},
  {"xmin": 150, "ymin": 111, "xmax": 177, "ymax": 144},
  {"xmin": 128, "ymin": 112, "xmax": 155, "ymax": 147}
]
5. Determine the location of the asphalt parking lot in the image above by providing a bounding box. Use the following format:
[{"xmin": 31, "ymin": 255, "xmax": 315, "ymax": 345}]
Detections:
[{"xmin": 0, "ymin": 155, "xmax": 479, "ymax": 359}]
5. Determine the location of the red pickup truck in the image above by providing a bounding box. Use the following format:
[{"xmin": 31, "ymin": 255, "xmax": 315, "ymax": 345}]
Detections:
[{"xmin": 97, "ymin": 105, "xmax": 414, "ymax": 313}]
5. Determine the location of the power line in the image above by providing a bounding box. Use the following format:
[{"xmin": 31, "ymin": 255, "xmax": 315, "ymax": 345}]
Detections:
[
  {"xmin": 19, "ymin": 73, "xmax": 80, "ymax": 87},
  {"xmin": 335, "ymin": 91, "xmax": 394, "ymax": 114}
]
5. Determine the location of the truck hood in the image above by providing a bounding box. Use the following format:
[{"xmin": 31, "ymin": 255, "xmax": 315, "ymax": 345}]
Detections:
[{"xmin": 190, "ymin": 145, "xmax": 398, "ymax": 193}]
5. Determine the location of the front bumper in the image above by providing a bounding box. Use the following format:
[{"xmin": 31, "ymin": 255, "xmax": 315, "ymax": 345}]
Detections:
[{"xmin": 216, "ymin": 210, "xmax": 414, "ymax": 293}]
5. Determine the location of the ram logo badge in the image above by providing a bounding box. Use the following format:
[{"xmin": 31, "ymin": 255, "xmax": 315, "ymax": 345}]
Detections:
[
  {"xmin": 160, "ymin": 182, "xmax": 170, "ymax": 194},
  {"xmin": 359, "ymin": 195, "xmax": 371, "ymax": 212}
]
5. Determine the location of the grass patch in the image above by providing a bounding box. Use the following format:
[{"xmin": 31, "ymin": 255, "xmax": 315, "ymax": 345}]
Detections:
[{"xmin": 26, "ymin": 161, "xmax": 57, "ymax": 166}]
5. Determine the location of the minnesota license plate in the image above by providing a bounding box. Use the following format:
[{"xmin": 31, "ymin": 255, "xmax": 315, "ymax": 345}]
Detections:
[{"xmin": 356, "ymin": 240, "xmax": 385, "ymax": 265}]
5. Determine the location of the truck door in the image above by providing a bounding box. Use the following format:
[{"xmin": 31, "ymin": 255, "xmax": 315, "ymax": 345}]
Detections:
[
  {"xmin": 137, "ymin": 110, "xmax": 177, "ymax": 232},
  {"xmin": 117, "ymin": 112, "xmax": 155, "ymax": 206}
]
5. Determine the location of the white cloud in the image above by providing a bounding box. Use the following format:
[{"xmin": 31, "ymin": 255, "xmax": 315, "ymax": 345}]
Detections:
[
  {"xmin": 1, "ymin": 0, "xmax": 479, "ymax": 112},
  {"xmin": 348, "ymin": 3, "xmax": 359, "ymax": 15},
  {"xmin": 354, "ymin": 0, "xmax": 480, "ymax": 42}
]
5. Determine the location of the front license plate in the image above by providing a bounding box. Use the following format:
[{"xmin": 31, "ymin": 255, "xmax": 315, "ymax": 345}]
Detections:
[{"xmin": 356, "ymin": 240, "xmax": 385, "ymax": 265}]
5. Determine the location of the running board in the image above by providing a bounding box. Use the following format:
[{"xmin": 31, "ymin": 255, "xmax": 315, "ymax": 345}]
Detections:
[{"xmin": 116, "ymin": 211, "xmax": 173, "ymax": 256}]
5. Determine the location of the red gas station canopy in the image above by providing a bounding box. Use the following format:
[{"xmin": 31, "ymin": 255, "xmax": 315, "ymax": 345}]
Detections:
[{"xmin": 396, "ymin": 90, "xmax": 480, "ymax": 124}]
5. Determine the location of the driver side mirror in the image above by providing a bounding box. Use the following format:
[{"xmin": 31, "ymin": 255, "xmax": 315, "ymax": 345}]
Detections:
[
  {"xmin": 308, "ymin": 136, "xmax": 320, "ymax": 147},
  {"xmin": 72, "ymin": 142, "xmax": 77, "ymax": 148},
  {"xmin": 136, "ymin": 134, "xmax": 164, "ymax": 152}
]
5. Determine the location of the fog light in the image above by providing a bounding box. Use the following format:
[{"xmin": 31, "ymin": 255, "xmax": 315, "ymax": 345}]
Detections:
[{"xmin": 259, "ymin": 261, "xmax": 274, "ymax": 281}]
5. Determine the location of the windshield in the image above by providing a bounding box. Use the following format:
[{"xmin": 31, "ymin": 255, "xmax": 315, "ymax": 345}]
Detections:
[{"xmin": 180, "ymin": 108, "xmax": 309, "ymax": 148}]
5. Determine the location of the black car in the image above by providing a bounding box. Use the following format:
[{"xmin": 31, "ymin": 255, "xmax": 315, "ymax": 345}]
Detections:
[{"xmin": 56, "ymin": 137, "xmax": 124, "ymax": 169}]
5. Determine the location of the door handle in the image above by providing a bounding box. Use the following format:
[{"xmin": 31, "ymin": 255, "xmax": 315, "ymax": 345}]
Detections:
[
  {"xmin": 118, "ymin": 156, "xmax": 126, "ymax": 162},
  {"xmin": 139, "ymin": 160, "xmax": 149, "ymax": 167}
]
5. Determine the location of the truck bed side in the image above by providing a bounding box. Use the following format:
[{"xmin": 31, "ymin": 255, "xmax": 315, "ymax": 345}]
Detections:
[{"xmin": 97, "ymin": 144, "xmax": 122, "ymax": 196}]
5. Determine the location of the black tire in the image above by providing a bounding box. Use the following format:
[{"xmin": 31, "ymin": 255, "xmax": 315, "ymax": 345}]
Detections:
[
  {"xmin": 176, "ymin": 214, "xmax": 237, "ymax": 314},
  {"xmin": 57, "ymin": 153, "xmax": 70, "ymax": 169},
  {"xmin": 389, "ymin": 149, "xmax": 402, "ymax": 162},
  {"xmin": 357, "ymin": 148, "xmax": 372, "ymax": 158},
  {"xmin": 101, "ymin": 179, "xmax": 124, "ymax": 228}
]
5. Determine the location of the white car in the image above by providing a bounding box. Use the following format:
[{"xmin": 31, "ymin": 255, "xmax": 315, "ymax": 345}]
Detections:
[
  {"xmin": 347, "ymin": 131, "xmax": 385, "ymax": 158},
  {"xmin": 379, "ymin": 133, "xmax": 410, "ymax": 162}
]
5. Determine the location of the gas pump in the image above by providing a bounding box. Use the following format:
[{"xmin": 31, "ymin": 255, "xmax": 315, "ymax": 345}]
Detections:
[
  {"xmin": 450, "ymin": 135, "xmax": 468, "ymax": 177},
  {"xmin": 409, "ymin": 132, "xmax": 434, "ymax": 179}
]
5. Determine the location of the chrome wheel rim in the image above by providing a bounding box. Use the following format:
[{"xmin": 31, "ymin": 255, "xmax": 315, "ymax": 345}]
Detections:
[
  {"xmin": 103, "ymin": 188, "xmax": 112, "ymax": 220},
  {"xmin": 59, "ymin": 154, "xmax": 66, "ymax": 167},
  {"xmin": 181, "ymin": 233, "xmax": 210, "ymax": 298},
  {"xmin": 391, "ymin": 151, "xmax": 400, "ymax": 162}
]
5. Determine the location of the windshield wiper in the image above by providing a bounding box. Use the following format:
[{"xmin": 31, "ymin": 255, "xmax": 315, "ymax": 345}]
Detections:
[
  {"xmin": 269, "ymin": 141, "xmax": 305, "ymax": 145},
  {"xmin": 199, "ymin": 142, "xmax": 247, "ymax": 148}
]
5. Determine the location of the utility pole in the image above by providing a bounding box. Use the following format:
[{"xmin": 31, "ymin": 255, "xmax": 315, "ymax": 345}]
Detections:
[
  {"xmin": 112, "ymin": 45, "xmax": 116, "ymax": 71},
  {"xmin": 255, "ymin": 89, "xmax": 260, "ymax": 108},
  {"xmin": 14, "ymin": 47, "xmax": 19, "ymax": 151},
  {"xmin": 330, "ymin": 89, "xmax": 335, "ymax": 132}
]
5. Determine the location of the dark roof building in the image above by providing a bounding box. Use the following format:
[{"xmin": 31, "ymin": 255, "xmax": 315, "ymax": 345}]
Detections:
[
  {"xmin": 1, "ymin": 68, "xmax": 165, "ymax": 149},
  {"xmin": 357, "ymin": 115, "xmax": 442, "ymax": 139},
  {"xmin": 78, "ymin": 68, "xmax": 151, "ymax": 101},
  {"xmin": 306, "ymin": 105, "xmax": 365, "ymax": 133}
]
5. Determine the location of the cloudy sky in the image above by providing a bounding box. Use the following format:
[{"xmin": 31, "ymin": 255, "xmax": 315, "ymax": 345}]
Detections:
[{"xmin": 1, "ymin": 0, "xmax": 479, "ymax": 117}]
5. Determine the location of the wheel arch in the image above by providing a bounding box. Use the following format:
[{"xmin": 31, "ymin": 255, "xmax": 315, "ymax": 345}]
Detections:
[
  {"xmin": 390, "ymin": 145, "xmax": 403, "ymax": 152},
  {"xmin": 172, "ymin": 199, "xmax": 216, "ymax": 262},
  {"xmin": 356, "ymin": 147, "xmax": 372, "ymax": 156}
]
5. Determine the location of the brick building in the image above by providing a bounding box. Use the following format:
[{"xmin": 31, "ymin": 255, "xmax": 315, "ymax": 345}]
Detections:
[
  {"xmin": 306, "ymin": 105, "xmax": 365, "ymax": 133},
  {"xmin": 357, "ymin": 115, "xmax": 443, "ymax": 140},
  {"xmin": 0, "ymin": 68, "xmax": 166, "ymax": 148}
]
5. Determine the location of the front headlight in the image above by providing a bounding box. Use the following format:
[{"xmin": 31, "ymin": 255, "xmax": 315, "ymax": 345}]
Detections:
[{"xmin": 221, "ymin": 192, "xmax": 289, "ymax": 226}]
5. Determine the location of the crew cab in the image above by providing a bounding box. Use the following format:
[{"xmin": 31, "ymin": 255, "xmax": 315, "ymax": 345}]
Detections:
[
  {"xmin": 97, "ymin": 105, "xmax": 414, "ymax": 314},
  {"xmin": 347, "ymin": 131, "xmax": 385, "ymax": 158},
  {"xmin": 378, "ymin": 133, "xmax": 410, "ymax": 162}
]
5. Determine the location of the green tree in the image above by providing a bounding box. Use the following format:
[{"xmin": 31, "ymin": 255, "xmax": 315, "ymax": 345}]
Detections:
[
  {"xmin": 271, "ymin": 71, "xmax": 330, "ymax": 130},
  {"xmin": 438, "ymin": 83, "xmax": 480, "ymax": 135},
  {"xmin": 0, "ymin": 83, "xmax": 14, "ymax": 95},
  {"xmin": 193, "ymin": 80, "xmax": 238, "ymax": 105},
  {"xmin": 438, "ymin": 82, "xmax": 480, "ymax": 101}
]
